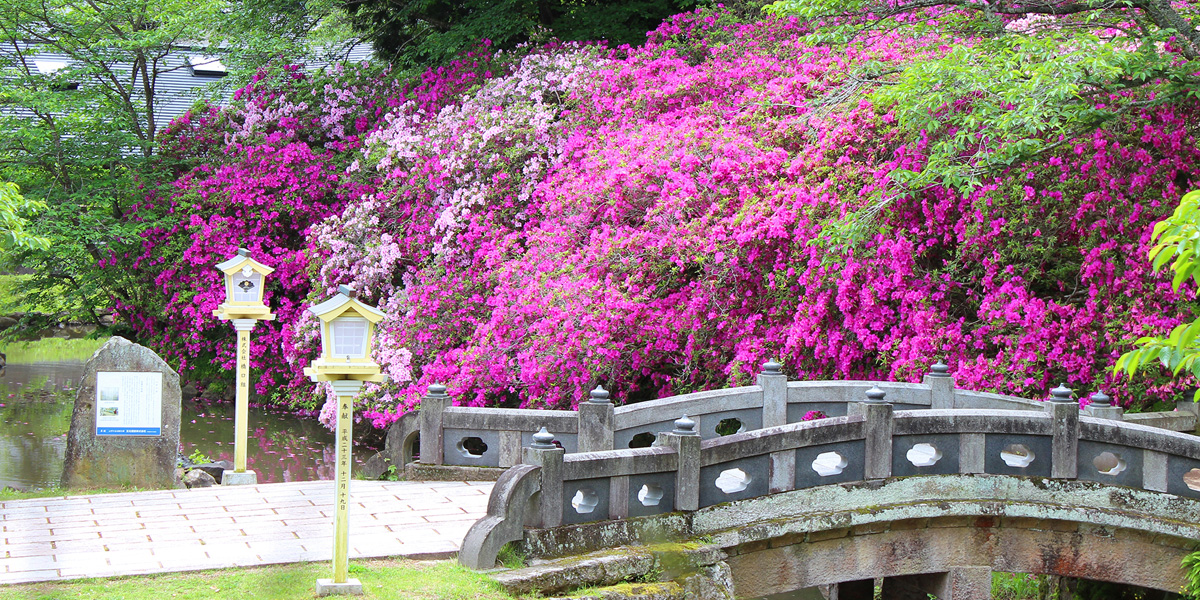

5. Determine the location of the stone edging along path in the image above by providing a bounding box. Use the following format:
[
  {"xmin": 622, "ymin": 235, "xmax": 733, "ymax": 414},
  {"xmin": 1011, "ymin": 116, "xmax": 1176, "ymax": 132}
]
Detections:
[{"xmin": 0, "ymin": 479, "xmax": 493, "ymax": 585}]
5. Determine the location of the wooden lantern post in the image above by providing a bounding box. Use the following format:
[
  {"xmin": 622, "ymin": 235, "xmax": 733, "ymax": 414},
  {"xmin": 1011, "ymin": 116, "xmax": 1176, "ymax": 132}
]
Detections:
[
  {"xmin": 213, "ymin": 248, "xmax": 275, "ymax": 485},
  {"xmin": 304, "ymin": 284, "xmax": 385, "ymax": 596}
]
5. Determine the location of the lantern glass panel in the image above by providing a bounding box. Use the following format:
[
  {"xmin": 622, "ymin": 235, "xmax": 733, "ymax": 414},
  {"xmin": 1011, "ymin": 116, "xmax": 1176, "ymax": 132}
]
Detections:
[
  {"xmin": 230, "ymin": 271, "xmax": 263, "ymax": 303},
  {"xmin": 330, "ymin": 317, "xmax": 369, "ymax": 358}
]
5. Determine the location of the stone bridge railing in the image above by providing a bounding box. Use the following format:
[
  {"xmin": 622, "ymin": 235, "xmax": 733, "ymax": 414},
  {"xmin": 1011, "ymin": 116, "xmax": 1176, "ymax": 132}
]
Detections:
[
  {"xmin": 457, "ymin": 383, "xmax": 1200, "ymax": 570},
  {"xmin": 389, "ymin": 362, "xmax": 1199, "ymax": 470}
]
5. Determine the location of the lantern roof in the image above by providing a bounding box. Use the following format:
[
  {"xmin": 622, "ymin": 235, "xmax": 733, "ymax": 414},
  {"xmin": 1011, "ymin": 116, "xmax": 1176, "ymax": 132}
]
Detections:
[
  {"xmin": 309, "ymin": 284, "xmax": 385, "ymax": 323},
  {"xmin": 215, "ymin": 248, "xmax": 274, "ymax": 276}
]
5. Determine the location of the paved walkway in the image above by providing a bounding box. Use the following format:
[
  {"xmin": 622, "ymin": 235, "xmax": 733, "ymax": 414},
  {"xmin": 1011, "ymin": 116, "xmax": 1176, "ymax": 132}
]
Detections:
[{"xmin": 0, "ymin": 480, "xmax": 493, "ymax": 585}]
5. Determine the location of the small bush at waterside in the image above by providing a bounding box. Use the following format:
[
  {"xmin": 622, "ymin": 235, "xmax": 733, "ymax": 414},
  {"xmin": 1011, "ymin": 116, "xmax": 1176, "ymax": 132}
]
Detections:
[{"xmin": 0, "ymin": 275, "xmax": 69, "ymax": 316}]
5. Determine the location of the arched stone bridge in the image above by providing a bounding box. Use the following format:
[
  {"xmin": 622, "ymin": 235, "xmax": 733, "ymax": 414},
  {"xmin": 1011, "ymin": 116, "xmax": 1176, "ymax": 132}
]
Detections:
[{"xmin": 391, "ymin": 364, "xmax": 1200, "ymax": 599}]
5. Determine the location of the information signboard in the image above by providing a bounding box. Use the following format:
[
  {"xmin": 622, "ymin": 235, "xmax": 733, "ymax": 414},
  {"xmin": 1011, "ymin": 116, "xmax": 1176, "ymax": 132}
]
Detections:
[{"xmin": 95, "ymin": 371, "xmax": 163, "ymax": 436}]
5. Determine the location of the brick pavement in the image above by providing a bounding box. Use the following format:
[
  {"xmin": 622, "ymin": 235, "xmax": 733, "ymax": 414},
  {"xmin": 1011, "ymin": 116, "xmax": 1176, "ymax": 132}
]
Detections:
[{"xmin": 0, "ymin": 479, "xmax": 493, "ymax": 585}]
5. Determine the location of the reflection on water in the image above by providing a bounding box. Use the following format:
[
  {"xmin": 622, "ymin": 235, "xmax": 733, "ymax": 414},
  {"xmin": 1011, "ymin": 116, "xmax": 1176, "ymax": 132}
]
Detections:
[
  {"xmin": 181, "ymin": 400, "xmax": 374, "ymax": 483},
  {"xmin": 0, "ymin": 359, "xmax": 377, "ymax": 490},
  {"xmin": 0, "ymin": 362, "xmax": 82, "ymax": 489}
]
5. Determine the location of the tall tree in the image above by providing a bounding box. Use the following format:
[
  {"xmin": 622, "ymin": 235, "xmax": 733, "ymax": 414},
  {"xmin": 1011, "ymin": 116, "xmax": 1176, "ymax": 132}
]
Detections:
[
  {"xmin": 0, "ymin": 0, "xmax": 348, "ymax": 327},
  {"xmin": 341, "ymin": 0, "xmax": 703, "ymax": 66}
]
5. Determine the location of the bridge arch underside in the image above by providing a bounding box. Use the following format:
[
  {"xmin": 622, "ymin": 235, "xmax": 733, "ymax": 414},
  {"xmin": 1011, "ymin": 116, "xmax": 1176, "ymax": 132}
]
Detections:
[
  {"xmin": 732, "ymin": 511, "xmax": 1188, "ymax": 598},
  {"xmin": 523, "ymin": 476, "xmax": 1200, "ymax": 598}
]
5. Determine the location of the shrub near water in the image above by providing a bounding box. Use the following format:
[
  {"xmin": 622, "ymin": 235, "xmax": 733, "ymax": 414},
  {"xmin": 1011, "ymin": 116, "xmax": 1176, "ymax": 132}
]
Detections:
[{"xmin": 131, "ymin": 8, "xmax": 1200, "ymax": 425}]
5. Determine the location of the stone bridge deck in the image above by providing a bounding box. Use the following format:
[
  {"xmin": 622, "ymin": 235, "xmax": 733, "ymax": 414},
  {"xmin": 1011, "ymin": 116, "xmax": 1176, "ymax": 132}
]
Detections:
[{"xmin": 0, "ymin": 479, "xmax": 493, "ymax": 585}]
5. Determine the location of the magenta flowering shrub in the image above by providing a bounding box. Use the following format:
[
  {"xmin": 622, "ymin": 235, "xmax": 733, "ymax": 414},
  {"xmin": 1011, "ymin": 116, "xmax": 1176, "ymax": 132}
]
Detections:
[
  {"xmin": 126, "ymin": 8, "xmax": 1200, "ymax": 430},
  {"xmin": 309, "ymin": 44, "xmax": 609, "ymax": 425},
  {"xmin": 124, "ymin": 46, "xmax": 545, "ymax": 417},
  {"xmin": 313, "ymin": 9, "xmax": 1199, "ymax": 423},
  {"xmin": 123, "ymin": 63, "xmax": 404, "ymax": 401}
]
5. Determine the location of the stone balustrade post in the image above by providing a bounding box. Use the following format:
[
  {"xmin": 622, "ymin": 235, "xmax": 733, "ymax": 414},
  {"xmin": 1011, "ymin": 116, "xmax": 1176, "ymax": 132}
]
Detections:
[
  {"xmin": 578, "ymin": 385, "xmax": 615, "ymax": 452},
  {"xmin": 861, "ymin": 385, "xmax": 893, "ymax": 480},
  {"xmin": 664, "ymin": 415, "xmax": 701, "ymax": 511},
  {"xmin": 758, "ymin": 360, "xmax": 788, "ymax": 428},
  {"xmin": 1047, "ymin": 384, "xmax": 1079, "ymax": 479},
  {"xmin": 419, "ymin": 384, "xmax": 448, "ymax": 465},
  {"xmin": 523, "ymin": 427, "xmax": 565, "ymax": 528},
  {"xmin": 1084, "ymin": 390, "xmax": 1123, "ymax": 421},
  {"xmin": 759, "ymin": 361, "xmax": 795, "ymax": 493},
  {"xmin": 924, "ymin": 359, "xmax": 954, "ymax": 409},
  {"xmin": 1177, "ymin": 399, "xmax": 1200, "ymax": 434}
]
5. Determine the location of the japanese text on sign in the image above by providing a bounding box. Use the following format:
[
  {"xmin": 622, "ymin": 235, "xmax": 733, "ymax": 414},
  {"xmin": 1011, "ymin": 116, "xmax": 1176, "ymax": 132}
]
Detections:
[{"xmin": 96, "ymin": 371, "xmax": 163, "ymax": 436}]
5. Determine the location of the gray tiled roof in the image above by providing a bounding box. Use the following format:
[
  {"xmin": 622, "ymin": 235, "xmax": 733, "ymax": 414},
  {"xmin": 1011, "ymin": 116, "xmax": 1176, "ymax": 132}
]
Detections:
[{"xmin": 1, "ymin": 42, "xmax": 375, "ymax": 135}]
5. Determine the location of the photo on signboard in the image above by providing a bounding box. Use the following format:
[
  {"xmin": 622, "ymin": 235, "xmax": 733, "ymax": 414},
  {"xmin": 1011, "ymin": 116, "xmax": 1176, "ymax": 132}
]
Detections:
[{"xmin": 99, "ymin": 385, "xmax": 120, "ymax": 404}]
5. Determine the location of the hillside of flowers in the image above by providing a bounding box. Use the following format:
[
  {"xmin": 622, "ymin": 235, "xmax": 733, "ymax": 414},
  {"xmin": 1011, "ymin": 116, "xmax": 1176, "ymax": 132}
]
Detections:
[{"xmin": 127, "ymin": 8, "xmax": 1200, "ymax": 427}]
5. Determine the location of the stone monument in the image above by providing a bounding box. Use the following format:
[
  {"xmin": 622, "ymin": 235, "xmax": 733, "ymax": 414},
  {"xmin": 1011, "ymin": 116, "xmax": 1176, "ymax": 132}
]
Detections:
[{"xmin": 62, "ymin": 337, "xmax": 182, "ymax": 489}]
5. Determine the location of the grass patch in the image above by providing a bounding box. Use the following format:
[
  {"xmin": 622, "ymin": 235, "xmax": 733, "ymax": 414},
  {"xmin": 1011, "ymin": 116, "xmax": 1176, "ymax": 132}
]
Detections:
[
  {"xmin": 992, "ymin": 572, "xmax": 1053, "ymax": 599},
  {"xmin": 0, "ymin": 485, "xmax": 151, "ymax": 502},
  {"xmin": 496, "ymin": 543, "xmax": 526, "ymax": 570},
  {"xmin": 0, "ymin": 559, "xmax": 518, "ymax": 600},
  {"xmin": 2, "ymin": 337, "xmax": 105, "ymax": 363}
]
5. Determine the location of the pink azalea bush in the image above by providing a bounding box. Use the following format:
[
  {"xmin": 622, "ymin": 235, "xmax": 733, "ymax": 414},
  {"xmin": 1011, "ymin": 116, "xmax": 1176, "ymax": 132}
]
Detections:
[
  {"xmin": 127, "ymin": 7, "xmax": 1200, "ymax": 429},
  {"xmin": 318, "ymin": 10, "xmax": 1198, "ymax": 424},
  {"xmin": 123, "ymin": 62, "xmax": 404, "ymax": 403}
]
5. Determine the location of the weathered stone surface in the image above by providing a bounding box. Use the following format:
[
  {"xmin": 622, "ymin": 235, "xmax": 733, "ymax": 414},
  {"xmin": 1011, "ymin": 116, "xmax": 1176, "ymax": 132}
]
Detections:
[
  {"xmin": 509, "ymin": 475, "xmax": 1198, "ymax": 597},
  {"xmin": 681, "ymin": 562, "xmax": 736, "ymax": 600},
  {"xmin": 221, "ymin": 470, "xmax": 257, "ymax": 486},
  {"xmin": 520, "ymin": 513, "xmax": 693, "ymax": 561},
  {"xmin": 192, "ymin": 461, "xmax": 232, "ymax": 480},
  {"xmin": 315, "ymin": 578, "xmax": 363, "ymax": 596},
  {"xmin": 384, "ymin": 411, "xmax": 419, "ymax": 466},
  {"xmin": 492, "ymin": 549, "xmax": 657, "ymax": 595},
  {"xmin": 492, "ymin": 543, "xmax": 730, "ymax": 599},
  {"xmin": 61, "ymin": 337, "xmax": 181, "ymax": 489},
  {"xmin": 544, "ymin": 581, "xmax": 686, "ymax": 600},
  {"xmin": 403, "ymin": 462, "xmax": 505, "ymax": 482},
  {"xmin": 361, "ymin": 451, "xmax": 391, "ymax": 480},
  {"xmin": 184, "ymin": 469, "xmax": 216, "ymax": 488}
]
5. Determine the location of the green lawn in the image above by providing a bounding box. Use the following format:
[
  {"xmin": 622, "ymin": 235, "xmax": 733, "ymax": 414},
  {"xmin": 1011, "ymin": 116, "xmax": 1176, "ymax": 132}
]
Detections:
[{"xmin": 0, "ymin": 559, "xmax": 518, "ymax": 600}]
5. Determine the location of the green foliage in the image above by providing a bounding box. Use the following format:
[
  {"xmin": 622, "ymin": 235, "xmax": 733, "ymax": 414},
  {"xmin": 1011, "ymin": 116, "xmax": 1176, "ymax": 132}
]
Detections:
[
  {"xmin": 186, "ymin": 449, "xmax": 213, "ymax": 465},
  {"xmin": 768, "ymin": 0, "xmax": 1200, "ymax": 245},
  {"xmin": 0, "ymin": 0, "xmax": 351, "ymax": 332},
  {"xmin": 0, "ymin": 182, "xmax": 48, "ymax": 251},
  {"xmin": 382, "ymin": 464, "xmax": 400, "ymax": 481},
  {"xmin": 341, "ymin": 0, "xmax": 704, "ymax": 68},
  {"xmin": 1184, "ymin": 550, "xmax": 1200, "ymax": 599},
  {"xmin": 0, "ymin": 274, "xmax": 66, "ymax": 314},
  {"xmin": 1115, "ymin": 191, "xmax": 1200, "ymax": 398},
  {"xmin": 993, "ymin": 572, "xmax": 1055, "ymax": 599},
  {"xmin": 876, "ymin": 34, "xmax": 1141, "ymax": 196}
]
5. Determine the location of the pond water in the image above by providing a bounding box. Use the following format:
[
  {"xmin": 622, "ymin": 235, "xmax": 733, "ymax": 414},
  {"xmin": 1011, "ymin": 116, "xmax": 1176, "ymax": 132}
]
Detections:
[{"xmin": 0, "ymin": 356, "xmax": 377, "ymax": 490}]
